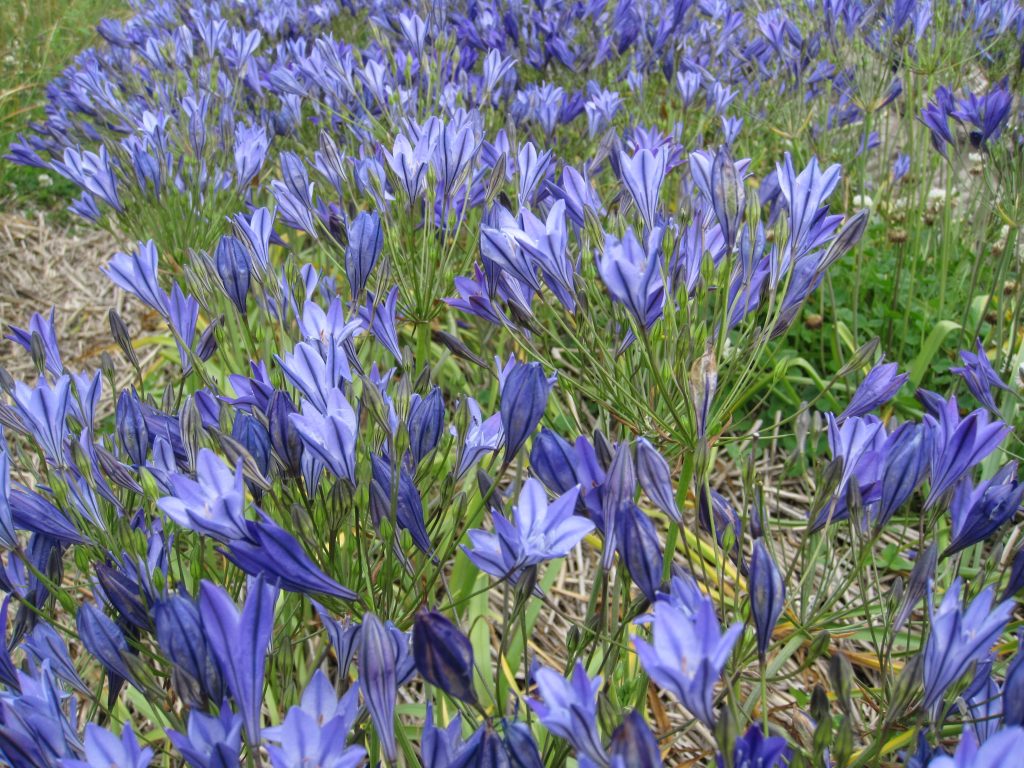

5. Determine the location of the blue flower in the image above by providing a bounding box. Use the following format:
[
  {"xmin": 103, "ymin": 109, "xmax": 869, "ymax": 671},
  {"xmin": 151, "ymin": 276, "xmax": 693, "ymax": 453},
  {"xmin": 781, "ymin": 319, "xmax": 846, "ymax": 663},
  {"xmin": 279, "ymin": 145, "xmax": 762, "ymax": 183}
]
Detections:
[
  {"xmin": 157, "ymin": 449, "xmax": 250, "ymax": 543},
  {"xmin": 528, "ymin": 660, "xmax": 608, "ymax": 766},
  {"xmin": 632, "ymin": 586, "xmax": 742, "ymax": 726},
  {"xmin": 463, "ymin": 478, "xmax": 593, "ymax": 582},
  {"xmin": 62, "ymin": 723, "xmax": 153, "ymax": 768},
  {"xmin": 923, "ymin": 578, "xmax": 1013, "ymax": 714}
]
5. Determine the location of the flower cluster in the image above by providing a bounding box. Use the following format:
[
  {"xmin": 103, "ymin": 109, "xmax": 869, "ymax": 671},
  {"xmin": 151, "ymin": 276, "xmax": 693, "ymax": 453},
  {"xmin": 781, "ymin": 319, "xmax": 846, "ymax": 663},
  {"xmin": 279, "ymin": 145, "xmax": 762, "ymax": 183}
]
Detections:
[{"xmin": 1, "ymin": 0, "xmax": 1023, "ymax": 765}]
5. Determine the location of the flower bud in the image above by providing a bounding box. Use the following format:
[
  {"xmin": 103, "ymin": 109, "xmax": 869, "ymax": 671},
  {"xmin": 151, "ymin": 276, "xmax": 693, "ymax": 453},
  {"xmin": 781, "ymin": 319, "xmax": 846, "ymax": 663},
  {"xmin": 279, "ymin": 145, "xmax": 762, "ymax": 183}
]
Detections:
[
  {"xmin": 267, "ymin": 391, "xmax": 303, "ymax": 476},
  {"xmin": 346, "ymin": 210, "xmax": 383, "ymax": 298},
  {"xmin": 1004, "ymin": 633, "xmax": 1024, "ymax": 725},
  {"xmin": 635, "ymin": 437, "xmax": 679, "ymax": 523},
  {"xmin": 412, "ymin": 609, "xmax": 477, "ymax": 704},
  {"xmin": 616, "ymin": 503, "xmax": 663, "ymax": 603},
  {"xmin": 116, "ymin": 390, "xmax": 148, "ymax": 466},
  {"xmin": 359, "ymin": 612, "xmax": 398, "ymax": 763},
  {"xmin": 408, "ymin": 387, "xmax": 445, "ymax": 467},
  {"xmin": 529, "ymin": 428, "xmax": 578, "ymax": 494},
  {"xmin": 609, "ymin": 710, "xmax": 662, "ymax": 767},
  {"xmin": 214, "ymin": 236, "xmax": 251, "ymax": 315},
  {"xmin": 500, "ymin": 361, "xmax": 551, "ymax": 463},
  {"xmin": 749, "ymin": 540, "xmax": 785, "ymax": 660}
]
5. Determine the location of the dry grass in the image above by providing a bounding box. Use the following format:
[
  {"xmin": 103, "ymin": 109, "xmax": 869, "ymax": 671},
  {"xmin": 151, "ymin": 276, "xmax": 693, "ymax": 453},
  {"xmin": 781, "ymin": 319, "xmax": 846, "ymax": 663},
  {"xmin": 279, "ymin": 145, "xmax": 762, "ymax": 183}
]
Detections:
[{"xmin": 0, "ymin": 211, "xmax": 122, "ymax": 379}]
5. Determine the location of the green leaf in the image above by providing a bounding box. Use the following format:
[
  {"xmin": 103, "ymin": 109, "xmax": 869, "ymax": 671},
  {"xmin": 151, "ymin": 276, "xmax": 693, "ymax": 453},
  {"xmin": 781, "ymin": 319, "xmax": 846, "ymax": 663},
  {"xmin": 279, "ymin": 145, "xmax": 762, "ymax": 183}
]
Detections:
[{"xmin": 909, "ymin": 320, "xmax": 960, "ymax": 387}]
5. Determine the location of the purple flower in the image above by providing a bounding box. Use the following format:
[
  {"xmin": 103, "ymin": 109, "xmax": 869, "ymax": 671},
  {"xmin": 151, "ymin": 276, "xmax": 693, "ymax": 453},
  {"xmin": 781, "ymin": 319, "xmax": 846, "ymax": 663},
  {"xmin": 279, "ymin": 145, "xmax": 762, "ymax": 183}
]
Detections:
[
  {"xmin": 838, "ymin": 360, "xmax": 908, "ymax": 422},
  {"xmin": 215, "ymin": 236, "xmax": 251, "ymax": 316},
  {"xmin": 951, "ymin": 81, "xmax": 1013, "ymax": 149},
  {"xmin": 358, "ymin": 286, "xmax": 403, "ymax": 364},
  {"xmin": 635, "ymin": 437, "xmax": 680, "ymax": 523},
  {"xmin": 923, "ymin": 578, "xmax": 1013, "ymax": 713},
  {"xmin": 632, "ymin": 587, "xmax": 742, "ymax": 726},
  {"xmin": 11, "ymin": 375, "xmax": 72, "ymax": 463},
  {"xmin": 463, "ymin": 478, "xmax": 592, "ymax": 582},
  {"xmin": 157, "ymin": 448, "xmax": 249, "ymax": 543},
  {"xmin": 775, "ymin": 153, "xmax": 841, "ymax": 262},
  {"xmin": 368, "ymin": 452, "xmax": 432, "ymax": 554},
  {"xmin": 608, "ymin": 710, "xmax": 661, "ymax": 768},
  {"xmin": 509, "ymin": 200, "xmax": 575, "ymax": 311},
  {"xmin": 619, "ymin": 148, "xmax": 667, "ymax": 232},
  {"xmin": 928, "ymin": 727, "xmax": 1024, "ymax": 767},
  {"xmin": 951, "ymin": 340, "xmax": 1010, "ymax": 414},
  {"xmin": 232, "ymin": 207, "xmax": 275, "ymax": 279},
  {"xmin": 103, "ymin": 240, "xmax": 168, "ymax": 315},
  {"xmin": 154, "ymin": 595, "xmax": 223, "ymax": 706},
  {"xmin": 6, "ymin": 307, "xmax": 63, "ymax": 376},
  {"xmin": 222, "ymin": 518, "xmax": 358, "ymax": 600},
  {"xmin": 167, "ymin": 703, "xmax": 243, "ymax": 768},
  {"xmin": 63, "ymin": 723, "xmax": 153, "ymax": 768},
  {"xmin": 262, "ymin": 671, "xmax": 364, "ymax": 768},
  {"xmin": 234, "ymin": 122, "xmax": 269, "ymax": 191},
  {"xmin": 1005, "ymin": 634, "xmax": 1024, "ymax": 726},
  {"xmin": 277, "ymin": 341, "xmax": 352, "ymax": 413},
  {"xmin": 199, "ymin": 576, "xmax": 278, "ymax": 743},
  {"xmin": 616, "ymin": 503, "xmax": 663, "ymax": 602},
  {"xmin": 407, "ymin": 387, "xmax": 445, "ymax": 467},
  {"xmin": 289, "ymin": 387, "xmax": 357, "ymax": 484},
  {"xmin": 167, "ymin": 284, "xmax": 199, "ymax": 373},
  {"xmin": 944, "ymin": 462, "xmax": 1023, "ymax": 557},
  {"xmin": 528, "ymin": 661, "xmax": 608, "ymax": 766},
  {"xmin": 716, "ymin": 725, "xmax": 790, "ymax": 768},
  {"xmin": 0, "ymin": 446, "xmax": 18, "ymax": 550},
  {"xmin": 597, "ymin": 227, "xmax": 665, "ymax": 329},
  {"xmin": 920, "ymin": 96, "xmax": 955, "ymax": 158},
  {"xmin": 924, "ymin": 396, "xmax": 1010, "ymax": 508},
  {"xmin": 455, "ymin": 398, "xmax": 504, "ymax": 478}
]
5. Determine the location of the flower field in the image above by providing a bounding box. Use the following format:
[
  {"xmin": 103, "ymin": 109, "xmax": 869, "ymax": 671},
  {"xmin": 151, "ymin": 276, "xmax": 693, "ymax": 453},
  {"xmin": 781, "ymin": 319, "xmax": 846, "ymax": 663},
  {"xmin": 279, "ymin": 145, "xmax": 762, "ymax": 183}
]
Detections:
[{"xmin": 1, "ymin": 0, "xmax": 1024, "ymax": 765}]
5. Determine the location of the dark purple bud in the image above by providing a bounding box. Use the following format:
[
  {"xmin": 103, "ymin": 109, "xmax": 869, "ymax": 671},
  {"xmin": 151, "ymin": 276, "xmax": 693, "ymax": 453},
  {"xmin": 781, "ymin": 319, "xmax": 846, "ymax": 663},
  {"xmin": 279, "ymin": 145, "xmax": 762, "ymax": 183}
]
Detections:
[
  {"xmin": 500, "ymin": 362, "xmax": 551, "ymax": 463},
  {"xmin": 95, "ymin": 563, "xmax": 149, "ymax": 630},
  {"xmin": 267, "ymin": 391, "xmax": 303, "ymax": 477},
  {"xmin": 452, "ymin": 725, "xmax": 511, "ymax": 768},
  {"xmin": 413, "ymin": 609, "xmax": 477, "ymax": 704},
  {"xmin": 749, "ymin": 540, "xmax": 785, "ymax": 659},
  {"xmin": 369, "ymin": 454, "xmax": 432, "ymax": 555},
  {"xmin": 609, "ymin": 710, "xmax": 663, "ymax": 767},
  {"xmin": 635, "ymin": 437, "xmax": 679, "ymax": 523},
  {"xmin": 76, "ymin": 602, "xmax": 141, "ymax": 691},
  {"xmin": 346, "ymin": 211, "xmax": 383, "ymax": 299},
  {"xmin": 1005, "ymin": 632, "xmax": 1024, "ymax": 726},
  {"xmin": 231, "ymin": 412, "xmax": 271, "ymax": 479},
  {"xmin": 215, "ymin": 236, "xmax": 251, "ymax": 315},
  {"xmin": 408, "ymin": 387, "xmax": 445, "ymax": 467},
  {"xmin": 154, "ymin": 594, "xmax": 224, "ymax": 705},
  {"xmin": 116, "ymin": 390, "xmax": 149, "ymax": 466},
  {"xmin": 359, "ymin": 612, "xmax": 398, "ymax": 763},
  {"xmin": 1003, "ymin": 548, "xmax": 1024, "ymax": 601},
  {"xmin": 616, "ymin": 503, "xmax": 663, "ymax": 602},
  {"xmin": 530, "ymin": 428, "xmax": 579, "ymax": 494},
  {"xmin": 698, "ymin": 487, "xmax": 741, "ymax": 557},
  {"xmin": 196, "ymin": 318, "xmax": 220, "ymax": 362},
  {"xmin": 503, "ymin": 722, "xmax": 543, "ymax": 768}
]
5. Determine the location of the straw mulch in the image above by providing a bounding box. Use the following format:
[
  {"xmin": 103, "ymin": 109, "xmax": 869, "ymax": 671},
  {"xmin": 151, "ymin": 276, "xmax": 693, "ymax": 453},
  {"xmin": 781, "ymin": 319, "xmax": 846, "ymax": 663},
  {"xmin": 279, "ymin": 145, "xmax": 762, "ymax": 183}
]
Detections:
[{"xmin": 0, "ymin": 211, "xmax": 122, "ymax": 380}]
